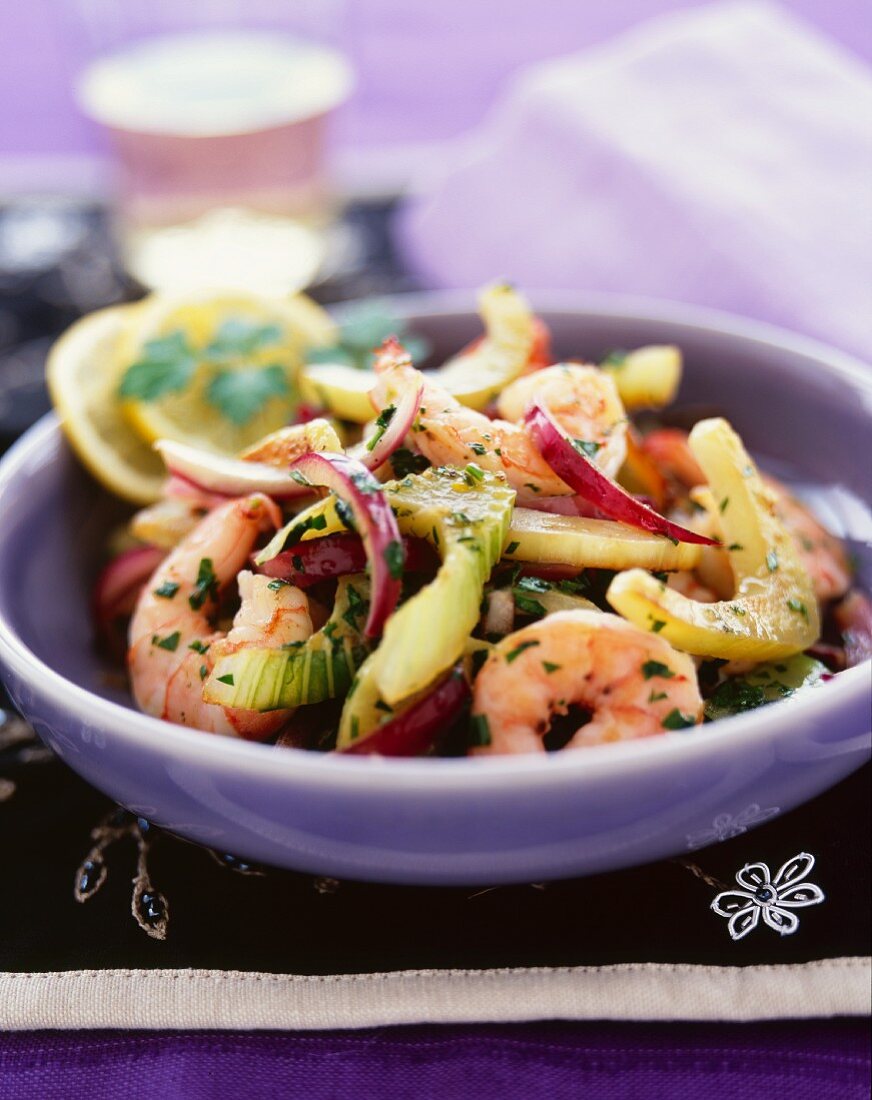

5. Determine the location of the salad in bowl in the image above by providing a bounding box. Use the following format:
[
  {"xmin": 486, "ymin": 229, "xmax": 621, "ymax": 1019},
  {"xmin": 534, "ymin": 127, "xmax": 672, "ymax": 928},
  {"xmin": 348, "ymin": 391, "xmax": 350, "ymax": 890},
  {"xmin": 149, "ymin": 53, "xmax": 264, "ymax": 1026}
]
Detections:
[{"xmin": 67, "ymin": 284, "xmax": 868, "ymax": 759}]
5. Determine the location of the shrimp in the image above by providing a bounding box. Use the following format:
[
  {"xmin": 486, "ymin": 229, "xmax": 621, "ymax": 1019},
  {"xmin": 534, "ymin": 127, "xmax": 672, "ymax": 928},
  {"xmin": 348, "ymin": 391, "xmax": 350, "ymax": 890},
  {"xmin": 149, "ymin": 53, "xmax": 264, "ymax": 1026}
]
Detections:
[
  {"xmin": 128, "ymin": 495, "xmax": 312, "ymax": 738},
  {"xmin": 764, "ymin": 476, "xmax": 852, "ymax": 603},
  {"xmin": 471, "ymin": 609, "xmax": 702, "ymax": 755},
  {"xmin": 372, "ymin": 344, "xmax": 627, "ymax": 506},
  {"xmin": 496, "ymin": 365, "xmax": 627, "ymax": 478}
]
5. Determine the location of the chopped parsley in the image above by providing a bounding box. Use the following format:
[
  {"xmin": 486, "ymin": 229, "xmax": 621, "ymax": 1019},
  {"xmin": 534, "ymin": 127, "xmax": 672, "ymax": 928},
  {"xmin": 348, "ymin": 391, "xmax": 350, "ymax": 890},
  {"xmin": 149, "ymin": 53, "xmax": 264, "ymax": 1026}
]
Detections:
[
  {"xmin": 705, "ymin": 678, "xmax": 766, "ymax": 716},
  {"xmin": 390, "ymin": 448, "xmax": 430, "ymax": 479},
  {"xmin": 648, "ymin": 690, "xmax": 668, "ymax": 703},
  {"xmin": 601, "ymin": 350, "xmax": 627, "ymax": 369},
  {"xmin": 153, "ymin": 581, "xmax": 180, "ymax": 599},
  {"xmin": 641, "ymin": 660, "xmax": 675, "ymax": 680},
  {"xmin": 787, "ymin": 598, "xmax": 809, "ymax": 620},
  {"xmin": 334, "ymin": 499, "xmax": 356, "ymax": 531},
  {"xmin": 557, "ymin": 575, "xmax": 589, "ymax": 594},
  {"xmin": 188, "ymin": 639, "xmax": 210, "ymax": 654},
  {"xmin": 470, "ymin": 442, "xmax": 487, "ymax": 455},
  {"xmin": 542, "ymin": 661, "xmax": 561, "ymax": 674},
  {"xmin": 727, "ymin": 543, "xmax": 744, "ymax": 552},
  {"xmin": 661, "ymin": 708, "xmax": 697, "ymax": 730},
  {"xmin": 766, "ymin": 550, "xmax": 779, "ymax": 572},
  {"xmin": 189, "ymin": 558, "xmax": 218, "ymax": 611},
  {"xmin": 719, "ymin": 497, "xmax": 730, "ymax": 513},
  {"xmin": 366, "ymin": 404, "xmax": 396, "ymax": 452},
  {"xmin": 572, "ymin": 439, "xmax": 602, "ymax": 459},
  {"xmin": 505, "ymin": 541, "xmax": 520, "ymax": 555},
  {"xmin": 267, "ymin": 578, "xmax": 289, "ymax": 590},
  {"xmin": 342, "ymin": 584, "xmax": 368, "ymax": 631},
  {"xmin": 469, "ymin": 714, "xmax": 492, "ymax": 747},
  {"xmin": 505, "ymin": 639, "xmax": 541, "ymax": 663},
  {"xmin": 649, "ymin": 619, "xmax": 667, "ymax": 633},
  {"xmin": 515, "ymin": 575, "xmax": 551, "ymax": 593},
  {"xmin": 199, "ymin": 665, "xmax": 209, "ymax": 681},
  {"xmin": 513, "ymin": 593, "xmax": 547, "ymax": 617},
  {"xmin": 384, "ymin": 540, "xmax": 405, "ymax": 581},
  {"xmin": 309, "ymin": 514, "xmax": 328, "ymax": 531},
  {"xmin": 152, "ymin": 631, "xmax": 180, "ymax": 652},
  {"xmin": 216, "ymin": 673, "xmax": 235, "ymax": 686}
]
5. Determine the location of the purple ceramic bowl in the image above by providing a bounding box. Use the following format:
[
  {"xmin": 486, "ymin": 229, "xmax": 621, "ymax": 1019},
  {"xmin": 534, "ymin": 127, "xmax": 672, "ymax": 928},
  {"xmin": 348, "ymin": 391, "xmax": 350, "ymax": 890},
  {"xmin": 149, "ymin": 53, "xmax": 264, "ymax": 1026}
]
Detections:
[{"xmin": 0, "ymin": 293, "xmax": 870, "ymax": 884}]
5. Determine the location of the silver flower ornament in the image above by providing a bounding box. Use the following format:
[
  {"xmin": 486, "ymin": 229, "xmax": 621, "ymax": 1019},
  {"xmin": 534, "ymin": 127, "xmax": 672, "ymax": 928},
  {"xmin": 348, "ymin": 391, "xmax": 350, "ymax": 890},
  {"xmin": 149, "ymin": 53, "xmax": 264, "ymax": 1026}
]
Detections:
[{"xmin": 711, "ymin": 852, "xmax": 825, "ymax": 940}]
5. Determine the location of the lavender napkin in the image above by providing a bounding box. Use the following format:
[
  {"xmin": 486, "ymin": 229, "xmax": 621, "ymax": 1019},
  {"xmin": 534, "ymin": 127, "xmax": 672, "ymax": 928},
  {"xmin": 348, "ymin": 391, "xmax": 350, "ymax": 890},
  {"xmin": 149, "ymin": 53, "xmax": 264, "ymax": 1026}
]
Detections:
[{"xmin": 397, "ymin": 1, "xmax": 872, "ymax": 359}]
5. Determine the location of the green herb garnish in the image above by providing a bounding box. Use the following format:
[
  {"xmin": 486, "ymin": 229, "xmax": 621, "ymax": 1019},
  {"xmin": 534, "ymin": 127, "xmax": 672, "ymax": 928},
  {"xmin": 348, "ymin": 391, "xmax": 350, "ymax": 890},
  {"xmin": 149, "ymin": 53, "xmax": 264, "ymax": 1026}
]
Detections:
[
  {"xmin": 641, "ymin": 660, "xmax": 675, "ymax": 680},
  {"xmin": 661, "ymin": 708, "xmax": 697, "ymax": 730},
  {"xmin": 118, "ymin": 331, "xmax": 196, "ymax": 402},
  {"xmin": 153, "ymin": 581, "xmax": 179, "ymax": 599},
  {"xmin": 366, "ymin": 404, "xmax": 396, "ymax": 452},
  {"xmin": 152, "ymin": 631, "xmax": 180, "ymax": 652},
  {"xmin": 469, "ymin": 714, "xmax": 492, "ymax": 747},
  {"xmin": 189, "ymin": 558, "xmax": 218, "ymax": 611},
  {"xmin": 505, "ymin": 639, "xmax": 541, "ymax": 663},
  {"xmin": 384, "ymin": 540, "xmax": 405, "ymax": 581}
]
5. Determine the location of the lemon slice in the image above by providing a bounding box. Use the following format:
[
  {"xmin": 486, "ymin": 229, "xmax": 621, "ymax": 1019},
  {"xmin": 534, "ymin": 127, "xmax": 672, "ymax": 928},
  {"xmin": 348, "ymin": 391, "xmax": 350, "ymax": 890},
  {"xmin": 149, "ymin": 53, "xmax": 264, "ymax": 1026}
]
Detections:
[
  {"xmin": 298, "ymin": 361, "xmax": 376, "ymax": 422},
  {"xmin": 118, "ymin": 289, "xmax": 336, "ymax": 453},
  {"xmin": 47, "ymin": 303, "xmax": 167, "ymax": 505}
]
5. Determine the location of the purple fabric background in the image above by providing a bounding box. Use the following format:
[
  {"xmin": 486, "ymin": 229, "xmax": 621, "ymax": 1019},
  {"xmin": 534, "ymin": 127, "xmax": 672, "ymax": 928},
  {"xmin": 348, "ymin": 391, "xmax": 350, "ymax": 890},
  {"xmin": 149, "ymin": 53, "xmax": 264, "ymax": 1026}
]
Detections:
[
  {"xmin": 1, "ymin": 1022, "xmax": 869, "ymax": 1099},
  {"xmin": 0, "ymin": 0, "xmax": 870, "ymax": 162}
]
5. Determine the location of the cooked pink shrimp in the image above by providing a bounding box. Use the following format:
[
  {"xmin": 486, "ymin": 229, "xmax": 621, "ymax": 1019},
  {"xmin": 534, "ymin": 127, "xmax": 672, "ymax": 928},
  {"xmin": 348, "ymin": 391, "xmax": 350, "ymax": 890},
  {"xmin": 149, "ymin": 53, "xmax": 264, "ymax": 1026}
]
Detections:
[
  {"xmin": 471, "ymin": 610, "xmax": 702, "ymax": 755},
  {"xmin": 372, "ymin": 345, "xmax": 627, "ymax": 506},
  {"xmin": 128, "ymin": 495, "xmax": 312, "ymax": 739},
  {"xmin": 496, "ymin": 364, "xmax": 627, "ymax": 478},
  {"xmin": 764, "ymin": 476, "xmax": 852, "ymax": 603}
]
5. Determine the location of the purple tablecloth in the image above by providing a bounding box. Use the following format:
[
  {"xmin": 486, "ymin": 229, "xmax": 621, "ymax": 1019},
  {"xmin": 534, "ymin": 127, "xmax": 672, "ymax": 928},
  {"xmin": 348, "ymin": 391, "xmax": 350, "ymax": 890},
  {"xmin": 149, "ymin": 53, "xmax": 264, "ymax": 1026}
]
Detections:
[{"xmin": 1, "ymin": 1022, "xmax": 869, "ymax": 1100}]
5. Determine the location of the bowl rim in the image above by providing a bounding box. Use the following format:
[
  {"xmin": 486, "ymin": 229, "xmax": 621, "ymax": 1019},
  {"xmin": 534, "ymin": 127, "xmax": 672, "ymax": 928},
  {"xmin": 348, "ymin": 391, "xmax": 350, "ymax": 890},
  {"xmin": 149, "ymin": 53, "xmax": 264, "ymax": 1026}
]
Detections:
[{"xmin": 0, "ymin": 293, "xmax": 870, "ymax": 795}]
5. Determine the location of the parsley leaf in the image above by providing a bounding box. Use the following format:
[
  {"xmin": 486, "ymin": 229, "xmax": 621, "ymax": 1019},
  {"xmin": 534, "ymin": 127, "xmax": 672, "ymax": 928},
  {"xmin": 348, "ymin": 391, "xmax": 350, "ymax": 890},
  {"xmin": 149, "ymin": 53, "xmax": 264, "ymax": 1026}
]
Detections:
[
  {"xmin": 469, "ymin": 714, "xmax": 492, "ymax": 747},
  {"xmin": 661, "ymin": 708, "xmax": 697, "ymax": 730},
  {"xmin": 203, "ymin": 318, "xmax": 283, "ymax": 361},
  {"xmin": 205, "ymin": 364, "xmax": 289, "ymax": 425},
  {"xmin": 189, "ymin": 558, "xmax": 218, "ymax": 611},
  {"xmin": 641, "ymin": 660, "xmax": 675, "ymax": 680},
  {"xmin": 118, "ymin": 331, "xmax": 196, "ymax": 402},
  {"xmin": 505, "ymin": 639, "xmax": 540, "ymax": 663},
  {"xmin": 572, "ymin": 439, "xmax": 602, "ymax": 459},
  {"xmin": 384, "ymin": 540, "xmax": 405, "ymax": 581}
]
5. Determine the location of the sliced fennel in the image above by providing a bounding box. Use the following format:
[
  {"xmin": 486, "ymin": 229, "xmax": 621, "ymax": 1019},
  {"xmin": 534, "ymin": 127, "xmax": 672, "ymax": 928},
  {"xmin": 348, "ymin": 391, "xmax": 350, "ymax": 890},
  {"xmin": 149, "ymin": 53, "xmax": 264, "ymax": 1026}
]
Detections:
[
  {"xmin": 365, "ymin": 466, "xmax": 515, "ymax": 705},
  {"xmin": 607, "ymin": 418, "xmax": 820, "ymax": 660},
  {"xmin": 203, "ymin": 576, "xmax": 372, "ymax": 711}
]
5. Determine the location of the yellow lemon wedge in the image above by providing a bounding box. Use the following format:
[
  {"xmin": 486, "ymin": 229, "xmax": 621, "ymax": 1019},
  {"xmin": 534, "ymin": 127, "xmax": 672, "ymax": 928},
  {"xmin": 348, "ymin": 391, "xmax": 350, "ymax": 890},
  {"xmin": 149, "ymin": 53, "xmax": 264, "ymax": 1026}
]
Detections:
[
  {"xmin": 46, "ymin": 303, "xmax": 167, "ymax": 504},
  {"xmin": 117, "ymin": 289, "xmax": 335, "ymax": 454}
]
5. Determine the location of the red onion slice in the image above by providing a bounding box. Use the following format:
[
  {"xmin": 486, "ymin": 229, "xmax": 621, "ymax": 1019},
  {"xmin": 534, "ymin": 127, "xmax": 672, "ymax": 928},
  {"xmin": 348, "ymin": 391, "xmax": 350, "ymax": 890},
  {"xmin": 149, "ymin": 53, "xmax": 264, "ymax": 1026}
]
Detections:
[
  {"xmin": 350, "ymin": 379, "xmax": 423, "ymax": 470},
  {"xmin": 341, "ymin": 668, "xmax": 470, "ymax": 756},
  {"xmin": 92, "ymin": 545, "xmax": 166, "ymax": 645},
  {"xmin": 257, "ymin": 534, "xmax": 436, "ymax": 590},
  {"xmin": 288, "ymin": 452, "xmax": 403, "ymax": 637},
  {"xmin": 157, "ymin": 439, "xmax": 312, "ymax": 501},
  {"xmin": 525, "ymin": 402, "xmax": 716, "ymax": 546}
]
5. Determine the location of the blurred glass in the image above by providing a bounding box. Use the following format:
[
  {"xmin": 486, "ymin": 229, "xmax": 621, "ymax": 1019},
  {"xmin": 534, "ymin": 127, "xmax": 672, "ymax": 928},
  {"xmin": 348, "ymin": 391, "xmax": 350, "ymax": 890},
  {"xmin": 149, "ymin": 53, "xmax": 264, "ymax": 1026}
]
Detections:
[{"xmin": 72, "ymin": 2, "xmax": 352, "ymax": 295}]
